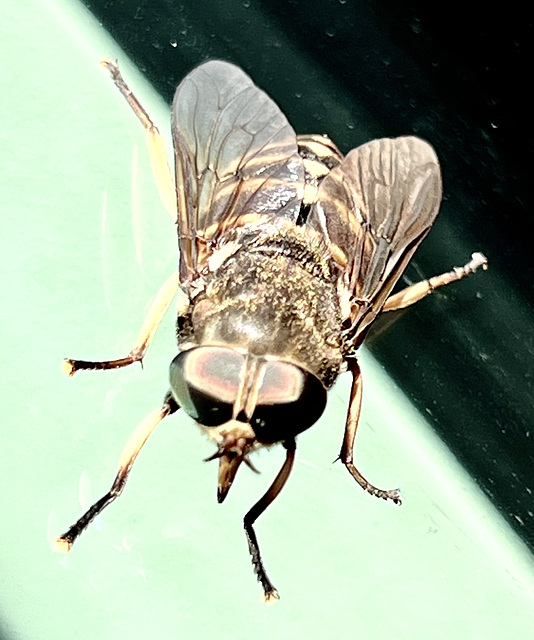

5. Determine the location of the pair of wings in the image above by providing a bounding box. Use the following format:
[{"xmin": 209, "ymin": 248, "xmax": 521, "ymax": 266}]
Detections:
[{"xmin": 171, "ymin": 60, "xmax": 442, "ymax": 333}]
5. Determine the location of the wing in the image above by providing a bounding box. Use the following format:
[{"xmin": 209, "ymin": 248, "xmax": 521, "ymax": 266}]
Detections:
[
  {"xmin": 308, "ymin": 136, "xmax": 442, "ymax": 342},
  {"xmin": 172, "ymin": 61, "xmax": 304, "ymax": 289}
]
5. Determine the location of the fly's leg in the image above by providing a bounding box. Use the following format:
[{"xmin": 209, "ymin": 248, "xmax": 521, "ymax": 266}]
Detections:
[
  {"xmin": 100, "ymin": 59, "xmax": 177, "ymax": 220},
  {"xmin": 244, "ymin": 440, "xmax": 296, "ymax": 603},
  {"xmin": 339, "ymin": 360, "xmax": 401, "ymax": 504},
  {"xmin": 56, "ymin": 394, "xmax": 179, "ymax": 552},
  {"xmin": 382, "ymin": 252, "xmax": 488, "ymax": 312},
  {"xmin": 341, "ymin": 254, "xmax": 487, "ymax": 501},
  {"xmin": 65, "ymin": 59, "xmax": 183, "ymax": 377},
  {"xmin": 63, "ymin": 271, "xmax": 180, "ymax": 376}
]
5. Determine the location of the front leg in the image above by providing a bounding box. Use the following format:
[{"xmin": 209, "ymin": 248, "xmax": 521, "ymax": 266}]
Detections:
[
  {"xmin": 56, "ymin": 393, "xmax": 179, "ymax": 552},
  {"xmin": 63, "ymin": 271, "xmax": 179, "ymax": 376},
  {"xmin": 244, "ymin": 439, "xmax": 296, "ymax": 602}
]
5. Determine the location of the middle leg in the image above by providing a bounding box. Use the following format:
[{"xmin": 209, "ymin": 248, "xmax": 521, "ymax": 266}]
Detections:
[
  {"xmin": 63, "ymin": 271, "xmax": 179, "ymax": 376},
  {"xmin": 338, "ymin": 359, "xmax": 401, "ymax": 504}
]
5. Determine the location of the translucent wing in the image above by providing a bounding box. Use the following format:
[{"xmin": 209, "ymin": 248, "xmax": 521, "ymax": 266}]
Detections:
[
  {"xmin": 308, "ymin": 136, "xmax": 442, "ymax": 341},
  {"xmin": 172, "ymin": 61, "xmax": 304, "ymax": 288}
]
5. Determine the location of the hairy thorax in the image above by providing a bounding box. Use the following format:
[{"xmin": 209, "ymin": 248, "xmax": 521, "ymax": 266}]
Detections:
[{"xmin": 179, "ymin": 229, "xmax": 344, "ymax": 388}]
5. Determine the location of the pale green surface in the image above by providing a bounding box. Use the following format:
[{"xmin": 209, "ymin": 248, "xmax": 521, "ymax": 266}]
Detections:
[{"xmin": 1, "ymin": 1, "xmax": 534, "ymax": 638}]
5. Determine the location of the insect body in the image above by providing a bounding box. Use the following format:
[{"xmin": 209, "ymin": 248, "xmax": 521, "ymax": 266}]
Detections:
[{"xmin": 56, "ymin": 60, "xmax": 488, "ymax": 601}]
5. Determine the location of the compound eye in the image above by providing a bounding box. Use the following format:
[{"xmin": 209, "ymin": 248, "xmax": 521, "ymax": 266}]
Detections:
[
  {"xmin": 169, "ymin": 347, "xmax": 244, "ymax": 426},
  {"xmin": 251, "ymin": 361, "xmax": 326, "ymax": 443}
]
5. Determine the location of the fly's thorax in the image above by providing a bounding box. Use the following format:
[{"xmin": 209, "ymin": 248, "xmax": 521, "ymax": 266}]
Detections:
[
  {"xmin": 169, "ymin": 229, "xmax": 344, "ymax": 446},
  {"xmin": 185, "ymin": 232, "xmax": 344, "ymax": 388}
]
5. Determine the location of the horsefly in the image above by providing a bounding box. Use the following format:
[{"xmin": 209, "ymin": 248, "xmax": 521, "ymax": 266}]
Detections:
[{"xmin": 56, "ymin": 60, "xmax": 488, "ymax": 601}]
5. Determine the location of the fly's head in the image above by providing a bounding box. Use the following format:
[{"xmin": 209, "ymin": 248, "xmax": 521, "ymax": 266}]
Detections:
[{"xmin": 169, "ymin": 345, "xmax": 327, "ymax": 500}]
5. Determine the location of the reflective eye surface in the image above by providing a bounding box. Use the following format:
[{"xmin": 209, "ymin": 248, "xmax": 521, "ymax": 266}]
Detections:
[
  {"xmin": 169, "ymin": 347, "xmax": 243, "ymax": 426},
  {"xmin": 252, "ymin": 361, "xmax": 327, "ymax": 443},
  {"xmin": 169, "ymin": 347, "xmax": 327, "ymax": 439}
]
